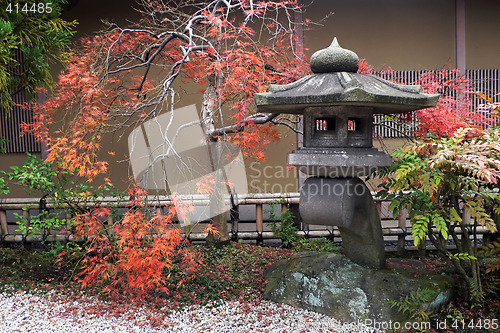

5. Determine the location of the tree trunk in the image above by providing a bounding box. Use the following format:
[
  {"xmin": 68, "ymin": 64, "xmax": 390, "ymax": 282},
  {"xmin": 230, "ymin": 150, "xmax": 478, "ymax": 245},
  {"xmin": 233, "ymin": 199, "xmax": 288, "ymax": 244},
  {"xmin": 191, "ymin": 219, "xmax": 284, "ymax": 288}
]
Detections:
[
  {"xmin": 427, "ymin": 230, "xmax": 473, "ymax": 299},
  {"xmin": 201, "ymin": 74, "xmax": 231, "ymax": 248},
  {"xmin": 205, "ymin": 136, "xmax": 231, "ymax": 248},
  {"xmin": 205, "ymin": 212, "xmax": 230, "ymax": 248}
]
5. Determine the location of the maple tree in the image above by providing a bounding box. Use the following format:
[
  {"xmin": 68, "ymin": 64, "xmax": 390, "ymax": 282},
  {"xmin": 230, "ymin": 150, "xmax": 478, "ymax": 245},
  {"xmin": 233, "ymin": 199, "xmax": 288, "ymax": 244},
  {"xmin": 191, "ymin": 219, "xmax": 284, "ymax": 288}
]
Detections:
[
  {"xmin": 19, "ymin": 0, "xmax": 318, "ymax": 295},
  {"xmin": 24, "ymin": 0, "xmax": 314, "ymax": 246},
  {"xmin": 71, "ymin": 185, "xmax": 202, "ymax": 299},
  {"xmin": 414, "ymin": 68, "xmax": 482, "ymax": 138}
]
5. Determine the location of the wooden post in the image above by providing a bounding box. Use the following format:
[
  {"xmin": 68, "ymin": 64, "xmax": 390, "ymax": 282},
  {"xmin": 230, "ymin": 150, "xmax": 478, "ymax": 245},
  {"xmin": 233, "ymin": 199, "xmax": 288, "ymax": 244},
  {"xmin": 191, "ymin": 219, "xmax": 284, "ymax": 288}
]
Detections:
[
  {"xmin": 376, "ymin": 200, "xmax": 382, "ymax": 216},
  {"xmin": 397, "ymin": 210, "xmax": 406, "ymax": 255},
  {"xmin": 256, "ymin": 204, "xmax": 263, "ymax": 245},
  {"xmin": 65, "ymin": 212, "xmax": 72, "ymax": 231},
  {"xmin": 256, "ymin": 204, "xmax": 263, "ymax": 232},
  {"xmin": 230, "ymin": 205, "xmax": 239, "ymax": 240},
  {"xmin": 0, "ymin": 209, "xmax": 7, "ymax": 236},
  {"xmin": 328, "ymin": 226, "xmax": 335, "ymax": 242},
  {"xmin": 281, "ymin": 203, "xmax": 288, "ymax": 216},
  {"xmin": 43, "ymin": 208, "xmax": 50, "ymax": 238},
  {"xmin": 22, "ymin": 208, "xmax": 30, "ymax": 248},
  {"xmin": 22, "ymin": 208, "xmax": 30, "ymax": 234},
  {"xmin": 288, "ymin": 203, "xmax": 302, "ymax": 230}
]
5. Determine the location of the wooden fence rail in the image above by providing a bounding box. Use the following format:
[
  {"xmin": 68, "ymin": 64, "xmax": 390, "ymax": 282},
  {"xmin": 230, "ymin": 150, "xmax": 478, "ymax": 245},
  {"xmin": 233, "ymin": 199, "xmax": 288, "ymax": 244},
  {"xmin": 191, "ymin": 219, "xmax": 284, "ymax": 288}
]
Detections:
[{"xmin": 0, "ymin": 193, "xmax": 493, "ymax": 253}]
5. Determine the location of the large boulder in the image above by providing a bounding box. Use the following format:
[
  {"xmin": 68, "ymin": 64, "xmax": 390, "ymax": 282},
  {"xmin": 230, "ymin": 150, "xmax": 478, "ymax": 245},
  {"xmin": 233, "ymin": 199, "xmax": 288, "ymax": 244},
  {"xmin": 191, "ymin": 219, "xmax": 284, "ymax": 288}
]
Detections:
[{"xmin": 263, "ymin": 252, "xmax": 454, "ymax": 323}]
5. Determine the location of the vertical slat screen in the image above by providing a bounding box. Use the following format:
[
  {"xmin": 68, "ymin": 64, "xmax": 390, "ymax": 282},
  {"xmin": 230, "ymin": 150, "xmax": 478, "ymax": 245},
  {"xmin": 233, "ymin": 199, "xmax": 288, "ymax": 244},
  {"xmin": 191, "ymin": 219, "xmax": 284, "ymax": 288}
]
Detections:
[
  {"xmin": 373, "ymin": 69, "xmax": 500, "ymax": 138},
  {"xmin": 467, "ymin": 69, "xmax": 500, "ymax": 128},
  {"xmin": 0, "ymin": 47, "xmax": 41, "ymax": 153}
]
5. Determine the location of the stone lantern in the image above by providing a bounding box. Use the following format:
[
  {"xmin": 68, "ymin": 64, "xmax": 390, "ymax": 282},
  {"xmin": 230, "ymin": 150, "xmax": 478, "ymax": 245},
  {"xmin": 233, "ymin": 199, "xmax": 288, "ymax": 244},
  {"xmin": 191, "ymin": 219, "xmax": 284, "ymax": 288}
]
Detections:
[{"xmin": 255, "ymin": 38, "xmax": 439, "ymax": 269}]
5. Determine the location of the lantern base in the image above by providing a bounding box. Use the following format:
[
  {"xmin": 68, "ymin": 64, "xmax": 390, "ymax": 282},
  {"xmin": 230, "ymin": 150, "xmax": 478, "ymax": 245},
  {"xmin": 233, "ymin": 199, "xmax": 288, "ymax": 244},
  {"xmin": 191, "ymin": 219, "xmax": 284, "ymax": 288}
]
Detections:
[{"xmin": 299, "ymin": 177, "xmax": 386, "ymax": 269}]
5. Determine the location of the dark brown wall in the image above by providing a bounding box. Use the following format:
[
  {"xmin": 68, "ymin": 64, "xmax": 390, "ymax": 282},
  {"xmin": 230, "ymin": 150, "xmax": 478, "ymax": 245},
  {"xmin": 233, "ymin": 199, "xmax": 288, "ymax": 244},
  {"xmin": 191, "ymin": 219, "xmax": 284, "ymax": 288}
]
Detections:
[{"xmin": 63, "ymin": 0, "xmax": 141, "ymax": 38}]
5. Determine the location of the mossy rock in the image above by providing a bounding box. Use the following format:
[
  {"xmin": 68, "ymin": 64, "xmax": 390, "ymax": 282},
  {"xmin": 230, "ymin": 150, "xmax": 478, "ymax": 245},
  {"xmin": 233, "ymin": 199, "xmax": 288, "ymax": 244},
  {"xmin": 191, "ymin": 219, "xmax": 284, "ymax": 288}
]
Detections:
[{"xmin": 264, "ymin": 252, "xmax": 453, "ymax": 323}]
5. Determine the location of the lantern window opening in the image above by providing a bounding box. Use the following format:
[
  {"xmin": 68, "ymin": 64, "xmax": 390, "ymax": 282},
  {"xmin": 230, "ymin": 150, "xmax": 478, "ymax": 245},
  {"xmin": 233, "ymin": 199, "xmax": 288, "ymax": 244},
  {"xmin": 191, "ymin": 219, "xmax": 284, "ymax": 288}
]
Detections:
[
  {"xmin": 315, "ymin": 117, "xmax": 336, "ymax": 131},
  {"xmin": 347, "ymin": 118, "xmax": 361, "ymax": 132}
]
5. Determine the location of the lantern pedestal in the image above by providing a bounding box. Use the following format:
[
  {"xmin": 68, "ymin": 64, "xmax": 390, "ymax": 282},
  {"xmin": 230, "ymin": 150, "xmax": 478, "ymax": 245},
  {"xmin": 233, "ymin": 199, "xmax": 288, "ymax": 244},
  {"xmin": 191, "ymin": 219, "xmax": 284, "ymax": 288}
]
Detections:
[{"xmin": 300, "ymin": 177, "xmax": 385, "ymax": 269}]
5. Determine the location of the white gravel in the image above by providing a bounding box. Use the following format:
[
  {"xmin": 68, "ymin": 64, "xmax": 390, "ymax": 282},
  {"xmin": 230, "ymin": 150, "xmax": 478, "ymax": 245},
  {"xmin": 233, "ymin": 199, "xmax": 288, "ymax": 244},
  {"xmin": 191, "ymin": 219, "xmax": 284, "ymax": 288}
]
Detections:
[{"xmin": 0, "ymin": 290, "xmax": 380, "ymax": 333}]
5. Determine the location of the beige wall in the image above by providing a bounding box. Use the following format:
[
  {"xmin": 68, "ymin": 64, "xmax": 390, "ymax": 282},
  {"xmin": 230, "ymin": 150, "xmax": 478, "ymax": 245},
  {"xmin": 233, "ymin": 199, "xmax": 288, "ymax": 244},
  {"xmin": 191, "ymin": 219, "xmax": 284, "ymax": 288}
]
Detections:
[
  {"xmin": 304, "ymin": 0, "xmax": 456, "ymax": 70},
  {"xmin": 466, "ymin": 0, "xmax": 500, "ymax": 69},
  {"xmin": 304, "ymin": 0, "xmax": 500, "ymax": 70},
  {"xmin": 2, "ymin": 0, "xmax": 500, "ymax": 198},
  {"xmin": 60, "ymin": 0, "xmax": 500, "ymax": 71}
]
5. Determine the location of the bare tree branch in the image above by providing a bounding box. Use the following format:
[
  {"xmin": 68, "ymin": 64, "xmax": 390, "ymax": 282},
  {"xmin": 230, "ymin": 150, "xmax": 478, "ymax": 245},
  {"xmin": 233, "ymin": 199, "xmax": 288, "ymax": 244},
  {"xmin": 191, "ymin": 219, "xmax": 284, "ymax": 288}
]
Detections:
[{"xmin": 209, "ymin": 112, "xmax": 280, "ymax": 137}]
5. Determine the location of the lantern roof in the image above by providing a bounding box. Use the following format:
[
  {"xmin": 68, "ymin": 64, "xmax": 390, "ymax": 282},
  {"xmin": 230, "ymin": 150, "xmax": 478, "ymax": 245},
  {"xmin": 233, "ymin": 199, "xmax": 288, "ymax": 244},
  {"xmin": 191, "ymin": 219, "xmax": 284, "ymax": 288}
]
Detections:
[{"xmin": 255, "ymin": 38, "xmax": 439, "ymax": 114}]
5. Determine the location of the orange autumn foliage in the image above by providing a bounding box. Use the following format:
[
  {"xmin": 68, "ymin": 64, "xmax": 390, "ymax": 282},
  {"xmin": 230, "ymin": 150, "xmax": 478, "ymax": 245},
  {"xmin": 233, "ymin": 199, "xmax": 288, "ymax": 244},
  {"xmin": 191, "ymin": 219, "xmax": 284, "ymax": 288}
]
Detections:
[
  {"xmin": 72, "ymin": 184, "xmax": 201, "ymax": 299},
  {"xmin": 23, "ymin": 0, "xmax": 313, "ymax": 297}
]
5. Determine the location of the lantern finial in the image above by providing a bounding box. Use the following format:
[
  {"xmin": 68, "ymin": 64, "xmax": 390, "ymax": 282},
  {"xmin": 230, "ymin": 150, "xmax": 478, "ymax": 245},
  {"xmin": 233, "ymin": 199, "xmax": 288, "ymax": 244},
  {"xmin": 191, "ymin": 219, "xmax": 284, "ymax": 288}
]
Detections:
[{"xmin": 310, "ymin": 37, "xmax": 360, "ymax": 73}]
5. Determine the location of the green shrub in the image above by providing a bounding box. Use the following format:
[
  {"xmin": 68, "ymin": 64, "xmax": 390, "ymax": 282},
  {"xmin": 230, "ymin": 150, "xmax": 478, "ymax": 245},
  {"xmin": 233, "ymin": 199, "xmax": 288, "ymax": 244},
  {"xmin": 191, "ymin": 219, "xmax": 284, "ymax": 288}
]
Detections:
[
  {"xmin": 3, "ymin": 153, "xmax": 124, "ymax": 234},
  {"xmin": 268, "ymin": 200, "xmax": 338, "ymax": 252}
]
